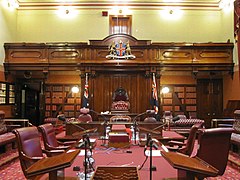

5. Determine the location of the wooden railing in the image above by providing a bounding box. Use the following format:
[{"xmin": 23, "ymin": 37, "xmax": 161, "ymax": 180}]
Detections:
[{"xmin": 4, "ymin": 34, "xmax": 234, "ymax": 76}]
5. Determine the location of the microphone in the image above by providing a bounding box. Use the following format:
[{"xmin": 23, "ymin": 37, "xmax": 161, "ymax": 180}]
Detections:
[
  {"xmin": 152, "ymin": 143, "xmax": 158, "ymax": 150},
  {"xmin": 172, "ymin": 116, "xmax": 180, "ymax": 122},
  {"xmin": 76, "ymin": 141, "xmax": 85, "ymax": 148},
  {"xmin": 69, "ymin": 121, "xmax": 86, "ymax": 132},
  {"xmin": 144, "ymin": 133, "xmax": 152, "ymax": 152},
  {"xmin": 151, "ymin": 140, "xmax": 159, "ymax": 150},
  {"xmin": 90, "ymin": 109, "xmax": 107, "ymax": 122}
]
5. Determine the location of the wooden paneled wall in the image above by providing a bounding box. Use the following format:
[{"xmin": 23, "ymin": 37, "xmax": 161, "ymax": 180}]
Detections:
[
  {"xmin": 2, "ymin": 34, "xmax": 235, "ymax": 117},
  {"xmin": 89, "ymin": 72, "xmax": 153, "ymax": 113}
]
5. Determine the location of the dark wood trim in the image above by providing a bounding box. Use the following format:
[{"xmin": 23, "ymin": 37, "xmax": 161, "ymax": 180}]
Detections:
[{"xmin": 4, "ymin": 34, "xmax": 234, "ymax": 78}]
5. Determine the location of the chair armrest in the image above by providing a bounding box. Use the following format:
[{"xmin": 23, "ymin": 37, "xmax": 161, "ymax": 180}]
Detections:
[
  {"xmin": 218, "ymin": 124, "xmax": 233, "ymax": 128},
  {"xmin": 43, "ymin": 149, "xmax": 65, "ymax": 157},
  {"xmin": 47, "ymin": 144, "xmax": 70, "ymax": 151},
  {"xmin": 168, "ymin": 140, "xmax": 186, "ymax": 147},
  {"xmin": 58, "ymin": 140, "xmax": 77, "ymax": 146},
  {"xmin": 165, "ymin": 146, "xmax": 180, "ymax": 151},
  {"xmin": 20, "ymin": 151, "xmax": 43, "ymax": 162}
]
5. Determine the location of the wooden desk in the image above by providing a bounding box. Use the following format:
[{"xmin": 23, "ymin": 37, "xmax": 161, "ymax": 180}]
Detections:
[
  {"xmin": 26, "ymin": 150, "xmax": 80, "ymax": 180},
  {"xmin": 157, "ymin": 130, "xmax": 186, "ymax": 144},
  {"xmin": 211, "ymin": 118, "xmax": 235, "ymax": 128},
  {"xmin": 4, "ymin": 119, "xmax": 29, "ymax": 128},
  {"xmin": 63, "ymin": 140, "xmax": 177, "ymax": 179},
  {"xmin": 98, "ymin": 113, "xmax": 138, "ymax": 121},
  {"xmin": 66, "ymin": 122, "xmax": 163, "ymax": 137},
  {"xmin": 161, "ymin": 151, "xmax": 218, "ymax": 179}
]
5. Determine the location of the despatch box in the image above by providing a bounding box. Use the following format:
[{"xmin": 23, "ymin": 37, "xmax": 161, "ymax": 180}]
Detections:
[
  {"xmin": 108, "ymin": 132, "xmax": 130, "ymax": 148},
  {"xmin": 92, "ymin": 166, "xmax": 139, "ymax": 180}
]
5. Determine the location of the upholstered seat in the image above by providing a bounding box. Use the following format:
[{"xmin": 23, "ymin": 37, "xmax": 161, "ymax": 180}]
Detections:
[
  {"xmin": 162, "ymin": 111, "xmax": 173, "ymax": 123},
  {"xmin": 194, "ymin": 128, "xmax": 234, "ymax": 179},
  {"xmin": 111, "ymin": 87, "xmax": 130, "ymax": 112},
  {"xmin": 12, "ymin": 127, "xmax": 45, "ymax": 179},
  {"xmin": 78, "ymin": 108, "xmax": 93, "ymax": 123},
  {"xmin": 166, "ymin": 122, "xmax": 203, "ymax": 156},
  {"xmin": 110, "ymin": 115, "xmax": 131, "ymax": 122},
  {"xmin": 144, "ymin": 117, "xmax": 157, "ymax": 123},
  {"xmin": 38, "ymin": 123, "xmax": 76, "ymax": 154}
]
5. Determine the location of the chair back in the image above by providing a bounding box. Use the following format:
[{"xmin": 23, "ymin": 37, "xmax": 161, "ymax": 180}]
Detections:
[
  {"xmin": 144, "ymin": 117, "xmax": 157, "ymax": 123},
  {"xmin": 12, "ymin": 127, "xmax": 43, "ymax": 177},
  {"xmin": 78, "ymin": 108, "xmax": 92, "ymax": 123},
  {"xmin": 179, "ymin": 122, "xmax": 202, "ymax": 156},
  {"xmin": 38, "ymin": 123, "xmax": 59, "ymax": 150},
  {"xmin": 195, "ymin": 128, "xmax": 234, "ymax": 177},
  {"xmin": 110, "ymin": 115, "xmax": 131, "ymax": 122},
  {"xmin": 162, "ymin": 111, "xmax": 173, "ymax": 122}
]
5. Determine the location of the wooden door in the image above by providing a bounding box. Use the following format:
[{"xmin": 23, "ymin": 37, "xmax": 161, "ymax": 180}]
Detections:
[
  {"xmin": 88, "ymin": 72, "xmax": 153, "ymax": 114},
  {"xmin": 109, "ymin": 15, "xmax": 132, "ymax": 35},
  {"xmin": 197, "ymin": 79, "xmax": 223, "ymax": 128}
]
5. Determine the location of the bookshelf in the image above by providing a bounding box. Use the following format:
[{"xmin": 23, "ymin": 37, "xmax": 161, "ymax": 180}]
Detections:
[
  {"xmin": 161, "ymin": 85, "xmax": 197, "ymax": 118},
  {"xmin": 0, "ymin": 82, "xmax": 15, "ymax": 105},
  {"xmin": 45, "ymin": 84, "xmax": 81, "ymax": 118}
]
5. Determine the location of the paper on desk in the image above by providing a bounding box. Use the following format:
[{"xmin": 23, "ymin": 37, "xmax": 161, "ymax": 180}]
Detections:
[
  {"xmin": 78, "ymin": 138, "xmax": 96, "ymax": 143},
  {"xmin": 145, "ymin": 150, "xmax": 162, "ymax": 157},
  {"xmin": 67, "ymin": 149, "xmax": 92, "ymax": 156}
]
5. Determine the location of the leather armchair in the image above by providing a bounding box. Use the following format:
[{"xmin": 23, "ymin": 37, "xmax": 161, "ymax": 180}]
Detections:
[
  {"xmin": 78, "ymin": 108, "xmax": 92, "ymax": 123},
  {"xmin": 111, "ymin": 87, "xmax": 130, "ymax": 112},
  {"xmin": 38, "ymin": 123, "xmax": 76, "ymax": 154},
  {"xmin": 195, "ymin": 127, "xmax": 234, "ymax": 179},
  {"xmin": 166, "ymin": 122, "xmax": 203, "ymax": 156},
  {"xmin": 12, "ymin": 127, "xmax": 46, "ymax": 178},
  {"xmin": 110, "ymin": 115, "xmax": 131, "ymax": 122}
]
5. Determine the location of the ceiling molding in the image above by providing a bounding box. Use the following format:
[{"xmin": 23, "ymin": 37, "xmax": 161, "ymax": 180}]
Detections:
[{"xmin": 15, "ymin": 0, "xmax": 222, "ymax": 11}]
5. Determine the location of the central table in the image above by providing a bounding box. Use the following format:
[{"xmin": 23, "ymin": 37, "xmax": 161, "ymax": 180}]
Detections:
[{"xmin": 63, "ymin": 139, "xmax": 177, "ymax": 180}]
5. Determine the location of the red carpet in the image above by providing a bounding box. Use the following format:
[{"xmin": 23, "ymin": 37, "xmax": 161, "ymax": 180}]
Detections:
[
  {"xmin": 0, "ymin": 131, "xmax": 239, "ymax": 179},
  {"xmin": 0, "ymin": 149, "xmax": 239, "ymax": 179}
]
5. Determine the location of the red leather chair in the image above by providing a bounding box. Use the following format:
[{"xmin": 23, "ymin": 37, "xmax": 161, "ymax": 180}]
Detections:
[
  {"xmin": 78, "ymin": 108, "xmax": 92, "ymax": 123},
  {"xmin": 195, "ymin": 128, "xmax": 234, "ymax": 179},
  {"xmin": 166, "ymin": 122, "xmax": 203, "ymax": 156},
  {"xmin": 12, "ymin": 126, "xmax": 45, "ymax": 179},
  {"xmin": 144, "ymin": 117, "xmax": 157, "ymax": 123},
  {"xmin": 38, "ymin": 123, "xmax": 76, "ymax": 154}
]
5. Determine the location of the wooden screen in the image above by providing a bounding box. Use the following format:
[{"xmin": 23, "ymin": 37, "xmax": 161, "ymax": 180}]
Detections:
[
  {"xmin": 109, "ymin": 15, "xmax": 132, "ymax": 35},
  {"xmin": 88, "ymin": 72, "xmax": 152, "ymax": 114}
]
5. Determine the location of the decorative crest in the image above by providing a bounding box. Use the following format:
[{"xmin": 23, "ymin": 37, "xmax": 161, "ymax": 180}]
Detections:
[{"xmin": 106, "ymin": 40, "xmax": 136, "ymax": 60}]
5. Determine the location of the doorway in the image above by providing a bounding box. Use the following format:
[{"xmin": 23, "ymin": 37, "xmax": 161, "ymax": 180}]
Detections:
[
  {"xmin": 197, "ymin": 79, "xmax": 223, "ymax": 128},
  {"xmin": 17, "ymin": 82, "xmax": 42, "ymax": 126}
]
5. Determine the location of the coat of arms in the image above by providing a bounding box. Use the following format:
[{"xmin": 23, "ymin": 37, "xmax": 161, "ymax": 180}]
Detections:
[{"xmin": 106, "ymin": 40, "xmax": 136, "ymax": 59}]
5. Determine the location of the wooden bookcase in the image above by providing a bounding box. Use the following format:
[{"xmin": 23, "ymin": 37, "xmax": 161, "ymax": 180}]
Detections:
[
  {"xmin": 0, "ymin": 82, "xmax": 15, "ymax": 105},
  {"xmin": 45, "ymin": 84, "xmax": 81, "ymax": 118},
  {"xmin": 161, "ymin": 85, "xmax": 197, "ymax": 118}
]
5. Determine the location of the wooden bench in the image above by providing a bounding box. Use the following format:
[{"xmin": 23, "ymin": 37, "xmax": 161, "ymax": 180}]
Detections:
[
  {"xmin": 211, "ymin": 112, "xmax": 240, "ymax": 154},
  {"xmin": 0, "ymin": 121, "xmax": 16, "ymax": 154}
]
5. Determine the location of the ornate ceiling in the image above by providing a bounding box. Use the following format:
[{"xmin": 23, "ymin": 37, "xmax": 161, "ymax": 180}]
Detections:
[{"xmin": 15, "ymin": 0, "xmax": 223, "ymax": 10}]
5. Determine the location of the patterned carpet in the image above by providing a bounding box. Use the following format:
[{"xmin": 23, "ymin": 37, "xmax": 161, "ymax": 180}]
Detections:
[{"xmin": 0, "ymin": 150, "xmax": 239, "ymax": 179}]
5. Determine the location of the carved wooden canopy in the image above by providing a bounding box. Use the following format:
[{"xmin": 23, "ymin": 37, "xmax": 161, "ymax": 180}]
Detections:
[{"xmin": 4, "ymin": 34, "xmax": 234, "ymax": 79}]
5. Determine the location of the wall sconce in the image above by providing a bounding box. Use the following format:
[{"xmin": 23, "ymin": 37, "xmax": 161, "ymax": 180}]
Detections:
[
  {"xmin": 71, "ymin": 86, "xmax": 80, "ymax": 93},
  {"xmin": 109, "ymin": 6, "xmax": 132, "ymax": 15},
  {"xmin": 219, "ymin": 0, "xmax": 234, "ymax": 11},
  {"xmin": 161, "ymin": 87, "xmax": 170, "ymax": 94},
  {"xmin": 57, "ymin": 6, "xmax": 77, "ymax": 18},
  {"xmin": 160, "ymin": 7, "xmax": 183, "ymax": 20},
  {"xmin": 3, "ymin": 0, "xmax": 19, "ymax": 9}
]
